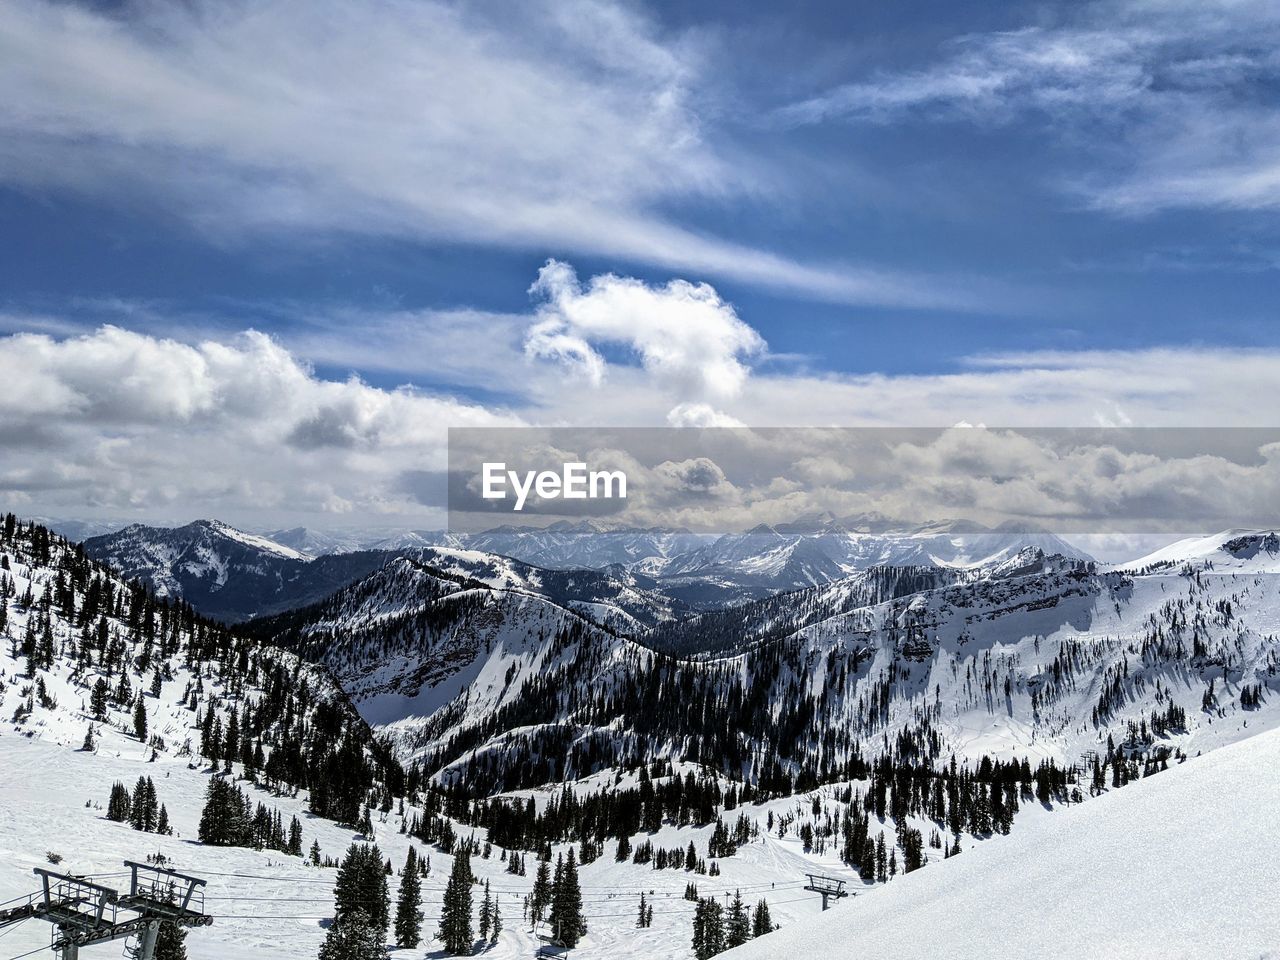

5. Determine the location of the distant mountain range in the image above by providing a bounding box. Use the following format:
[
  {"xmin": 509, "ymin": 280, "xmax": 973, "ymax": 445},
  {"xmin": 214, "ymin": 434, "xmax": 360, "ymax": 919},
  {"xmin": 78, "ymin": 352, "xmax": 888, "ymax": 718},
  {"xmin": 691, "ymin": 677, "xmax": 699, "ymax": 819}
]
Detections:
[{"xmin": 79, "ymin": 516, "xmax": 1094, "ymax": 622}]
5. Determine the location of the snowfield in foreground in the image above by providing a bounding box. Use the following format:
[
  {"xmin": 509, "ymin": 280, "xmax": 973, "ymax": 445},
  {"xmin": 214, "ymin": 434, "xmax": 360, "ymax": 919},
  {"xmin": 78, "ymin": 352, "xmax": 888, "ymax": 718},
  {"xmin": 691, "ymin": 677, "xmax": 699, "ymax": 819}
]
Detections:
[{"xmin": 723, "ymin": 725, "xmax": 1280, "ymax": 960}]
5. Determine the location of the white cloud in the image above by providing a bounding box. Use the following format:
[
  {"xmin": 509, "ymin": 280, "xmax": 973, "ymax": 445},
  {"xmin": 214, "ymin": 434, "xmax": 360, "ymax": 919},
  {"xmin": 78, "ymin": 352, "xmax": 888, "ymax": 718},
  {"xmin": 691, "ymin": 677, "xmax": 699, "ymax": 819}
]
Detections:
[
  {"xmin": 0, "ymin": 0, "xmax": 964, "ymax": 307},
  {"xmin": 525, "ymin": 260, "xmax": 765, "ymax": 400},
  {"xmin": 0, "ymin": 325, "xmax": 513, "ymax": 525},
  {"xmin": 776, "ymin": 0, "xmax": 1280, "ymax": 213},
  {"xmin": 5, "ymin": 262, "xmax": 1280, "ymax": 528}
]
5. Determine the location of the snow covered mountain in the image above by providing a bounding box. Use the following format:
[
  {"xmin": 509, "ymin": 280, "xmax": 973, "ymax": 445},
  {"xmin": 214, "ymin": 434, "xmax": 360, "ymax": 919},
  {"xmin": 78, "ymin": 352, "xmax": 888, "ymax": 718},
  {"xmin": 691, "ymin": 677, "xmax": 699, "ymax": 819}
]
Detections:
[
  {"xmin": 83, "ymin": 520, "xmax": 398, "ymax": 623},
  {"xmin": 642, "ymin": 520, "xmax": 1093, "ymax": 607},
  {"xmin": 262, "ymin": 530, "xmax": 1280, "ymax": 804},
  {"xmin": 8, "ymin": 511, "xmax": 1280, "ymax": 959},
  {"xmin": 241, "ymin": 548, "xmax": 687, "ymax": 729}
]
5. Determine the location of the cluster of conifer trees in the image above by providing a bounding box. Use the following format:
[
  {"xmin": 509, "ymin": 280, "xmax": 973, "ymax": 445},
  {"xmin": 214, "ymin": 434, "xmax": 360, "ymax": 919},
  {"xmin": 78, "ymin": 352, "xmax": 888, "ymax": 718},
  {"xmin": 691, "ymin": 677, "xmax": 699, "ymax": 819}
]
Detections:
[
  {"xmin": 196, "ymin": 776, "xmax": 304, "ymax": 855},
  {"xmin": 105, "ymin": 777, "xmax": 171, "ymax": 835},
  {"xmin": 691, "ymin": 891, "xmax": 772, "ymax": 958}
]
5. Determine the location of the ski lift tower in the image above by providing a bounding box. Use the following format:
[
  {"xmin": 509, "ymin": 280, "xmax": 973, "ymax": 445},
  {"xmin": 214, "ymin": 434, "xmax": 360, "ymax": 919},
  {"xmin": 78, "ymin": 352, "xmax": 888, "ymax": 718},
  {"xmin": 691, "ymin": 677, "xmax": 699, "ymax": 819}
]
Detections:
[
  {"xmin": 30, "ymin": 868, "xmax": 123, "ymax": 959},
  {"xmin": 115, "ymin": 860, "xmax": 212, "ymax": 959},
  {"xmin": 803, "ymin": 873, "xmax": 850, "ymax": 912},
  {"xmin": 3, "ymin": 862, "xmax": 212, "ymax": 960}
]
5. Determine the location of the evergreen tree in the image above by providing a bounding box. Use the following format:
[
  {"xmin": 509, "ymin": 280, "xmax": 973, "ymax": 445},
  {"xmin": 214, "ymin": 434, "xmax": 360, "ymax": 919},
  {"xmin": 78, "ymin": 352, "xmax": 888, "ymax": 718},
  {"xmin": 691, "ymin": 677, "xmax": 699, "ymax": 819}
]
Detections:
[
  {"xmin": 750, "ymin": 899, "xmax": 772, "ymax": 938},
  {"xmin": 490, "ymin": 900, "xmax": 502, "ymax": 945},
  {"xmin": 394, "ymin": 848, "xmax": 423, "ymax": 949},
  {"xmin": 479, "ymin": 880, "xmax": 493, "ymax": 942},
  {"xmin": 82, "ymin": 725, "xmax": 95, "ymax": 752},
  {"xmin": 333, "ymin": 844, "xmax": 390, "ymax": 937},
  {"xmin": 133, "ymin": 696, "xmax": 148, "ymax": 742},
  {"xmin": 549, "ymin": 848, "xmax": 586, "ymax": 948},
  {"xmin": 156, "ymin": 804, "xmax": 171, "ymax": 836},
  {"xmin": 154, "ymin": 918, "xmax": 187, "ymax": 960},
  {"xmin": 90, "ymin": 678, "xmax": 109, "ymax": 720},
  {"xmin": 637, "ymin": 892, "xmax": 648, "ymax": 928},
  {"xmin": 437, "ymin": 848, "xmax": 474, "ymax": 955},
  {"xmin": 318, "ymin": 910, "xmax": 383, "ymax": 960},
  {"xmin": 692, "ymin": 897, "xmax": 725, "ymax": 959},
  {"xmin": 106, "ymin": 782, "xmax": 131, "ymax": 822},
  {"xmin": 130, "ymin": 776, "xmax": 158, "ymax": 832},
  {"xmin": 726, "ymin": 890, "xmax": 750, "ymax": 947},
  {"xmin": 197, "ymin": 778, "xmax": 247, "ymax": 846},
  {"xmin": 530, "ymin": 857, "xmax": 552, "ymax": 922}
]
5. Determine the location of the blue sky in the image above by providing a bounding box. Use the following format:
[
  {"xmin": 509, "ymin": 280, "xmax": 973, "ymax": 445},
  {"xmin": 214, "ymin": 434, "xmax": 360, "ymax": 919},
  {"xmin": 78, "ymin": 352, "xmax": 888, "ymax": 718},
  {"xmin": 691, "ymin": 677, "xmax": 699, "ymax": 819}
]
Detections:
[{"xmin": 1, "ymin": 0, "xmax": 1279, "ymax": 527}]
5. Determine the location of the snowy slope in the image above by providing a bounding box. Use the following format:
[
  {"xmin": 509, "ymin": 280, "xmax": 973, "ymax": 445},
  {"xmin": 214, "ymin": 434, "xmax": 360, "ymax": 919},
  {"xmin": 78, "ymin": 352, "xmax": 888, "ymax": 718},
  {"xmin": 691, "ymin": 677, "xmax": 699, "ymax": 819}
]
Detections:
[
  {"xmin": 1116, "ymin": 528, "xmax": 1280, "ymax": 574},
  {"xmin": 0, "ymin": 727, "xmax": 895, "ymax": 960},
  {"xmin": 723, "ymin": 725, "xmax": 1280, "ymax": 960}
]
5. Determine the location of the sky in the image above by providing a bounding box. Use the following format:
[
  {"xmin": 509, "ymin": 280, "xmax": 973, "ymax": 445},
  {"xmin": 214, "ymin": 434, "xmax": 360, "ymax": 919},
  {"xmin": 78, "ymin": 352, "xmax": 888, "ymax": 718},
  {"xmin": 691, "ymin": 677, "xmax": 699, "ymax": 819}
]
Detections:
[{"xmin": 1, "ymin": 0, "xmax": 1279, "ymax": 535}]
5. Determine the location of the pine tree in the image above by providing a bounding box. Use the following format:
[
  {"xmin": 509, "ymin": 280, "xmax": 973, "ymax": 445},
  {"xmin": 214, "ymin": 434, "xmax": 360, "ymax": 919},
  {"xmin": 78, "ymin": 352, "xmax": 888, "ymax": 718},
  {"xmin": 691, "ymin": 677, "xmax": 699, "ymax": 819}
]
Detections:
[
  {"xmin": 153, "ymin": 918, "xmax": 187, "ymax": 960},
  {"xmin": 82, "ymin": 725, "xmax": 95, "ymax": 752},
  {"xmin": 156, "ymin": 804, "xmax": 171, "ymax": 836},
  {"xmin": 130, "ymin": 776, "xmax": 158, "ymax": 832},
  {"xmin": 90, "ymin": 678, "xmax": 109, "ymax": 720},
  {"xmin": 437, "ymin": 849, "xmax": 473, "ymax": 955},
  {"xmin": 197, "ymin": 777, "xmax": 251, "ymax": 847},
  {"xmin": 318, "ymin": 910, "xmax": 383, "ymax": 960},
  {"xmin": 490, "ymin": 900, "xmax": 502, "ymax": 945},
  {"xmin": 751, "ymin": 899, "xmax": 772, "ymax": 938},
  {"xmin": 479, "ymin": 879, "xmax": 493, "ymax": 942},
  {"xmin": 133, "ymin": 697, "xmax": 148, "ymax": 742},
  {"xmin": 394, "ymin": 849, "xmax": 423, "ymax": 949},
  {"xmin": 530, "ymin": 857, "xmax": 552, "ymax": 922},
  {"xmin": 726, "ymin": 890, "xmax": 749, "ymax": 947},
  {"xmin": 334, "ymin": 844, "xmax": 390, "ymax": 937},
  {"xmin": 106, "ymin": 782, "xmax": 131, "ymax": 822},
  {"xmin": 549, "ymin": 848, "xmax": 586, "ymax": 947},
  {"xmin": 692, "ymin": 897, "xmax": 725, "ymax": 959},
  {"xmin": 637, "ymin": 892, "xmax": 648, "ymax": 928}
]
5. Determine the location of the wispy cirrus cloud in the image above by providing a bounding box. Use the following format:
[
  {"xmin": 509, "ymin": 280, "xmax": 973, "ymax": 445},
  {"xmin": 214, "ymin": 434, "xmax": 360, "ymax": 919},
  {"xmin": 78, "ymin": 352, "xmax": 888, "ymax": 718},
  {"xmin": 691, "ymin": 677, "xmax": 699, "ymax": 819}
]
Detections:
[
  {"xmin": 0, "ymin": 0, "xmax": 971, "ymax": 308},
  {"xmin": 775, "ymin": 0, "xmax": 1280, "ymax": 215}
]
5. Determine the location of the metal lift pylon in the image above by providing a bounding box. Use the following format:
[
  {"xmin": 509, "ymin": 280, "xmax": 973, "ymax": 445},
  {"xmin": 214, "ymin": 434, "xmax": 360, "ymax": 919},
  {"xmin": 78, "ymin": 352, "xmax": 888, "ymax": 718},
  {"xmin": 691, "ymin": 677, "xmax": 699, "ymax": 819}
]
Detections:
[
  {"xmin": 803, "ymin": 873, "xmax": 850, "ymax": 912},
  {"xmin": 0, "ymin": 862, "xmax": 212, "ymax": 960}
]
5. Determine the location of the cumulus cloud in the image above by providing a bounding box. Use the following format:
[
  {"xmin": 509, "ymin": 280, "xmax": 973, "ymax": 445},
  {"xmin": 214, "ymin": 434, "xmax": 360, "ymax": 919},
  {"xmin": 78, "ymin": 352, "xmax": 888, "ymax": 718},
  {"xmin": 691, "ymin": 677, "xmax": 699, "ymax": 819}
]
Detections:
[
  {"xmin": 0, "ymin": 326, "xmax": 512, "ymax": 525},
  {"xmin": 525, "ymin": 260, "xmax": 765, "ymax": 400},
  {"xmin": 7, "ymin": 277, "xmax": 1280, "ymax": 529},
  {"xmin": 666, "ymin": 403, "xmax": 747, "ymax": 428}
]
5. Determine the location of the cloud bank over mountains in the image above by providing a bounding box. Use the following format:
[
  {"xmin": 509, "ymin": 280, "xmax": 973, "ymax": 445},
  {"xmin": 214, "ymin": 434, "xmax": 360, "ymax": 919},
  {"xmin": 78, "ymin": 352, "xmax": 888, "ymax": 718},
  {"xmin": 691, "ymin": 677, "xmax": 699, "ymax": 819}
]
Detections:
[{"xmin": 4, "ymin": 261, "xmax": 1280, "ymax": 528}]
